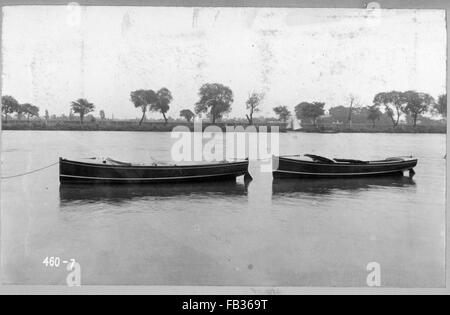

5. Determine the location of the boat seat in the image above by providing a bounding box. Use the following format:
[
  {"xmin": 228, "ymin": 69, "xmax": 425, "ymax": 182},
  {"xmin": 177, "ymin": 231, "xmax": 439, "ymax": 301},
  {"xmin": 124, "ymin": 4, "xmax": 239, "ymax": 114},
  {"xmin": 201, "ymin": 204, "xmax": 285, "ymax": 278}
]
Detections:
[
  {"xmin": 333, "ymin": 158, "xmax": 369, "ymax": 164},
  {"xmin": 106, "ymin": 158, "xmax": 132, "ymax": 166},
  {"xmin": 304, "ymin": 154, "xmax": 335, "ymax": 164}
]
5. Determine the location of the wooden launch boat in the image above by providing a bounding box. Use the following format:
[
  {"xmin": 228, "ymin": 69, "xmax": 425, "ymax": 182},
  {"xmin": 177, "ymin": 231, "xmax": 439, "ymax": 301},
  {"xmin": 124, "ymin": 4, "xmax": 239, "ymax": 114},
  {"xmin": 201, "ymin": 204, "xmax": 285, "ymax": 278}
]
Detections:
[
  {"xmin": 59, "ymin": 157, "xmax": 249, "ymax": 184},
  {"xmin": 273, "ymin": 154, "xmax": 418, "ymax": 179}
]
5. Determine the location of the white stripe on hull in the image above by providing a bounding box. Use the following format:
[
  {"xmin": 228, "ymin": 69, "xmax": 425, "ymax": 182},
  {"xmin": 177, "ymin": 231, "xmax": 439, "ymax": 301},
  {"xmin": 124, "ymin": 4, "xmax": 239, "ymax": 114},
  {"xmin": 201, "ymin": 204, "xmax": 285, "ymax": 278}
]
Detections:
[
  {"xmin": 273, "ymin": 169, "xmax": 408, "ymax": 176},
  {"xmin": 60, "ymin": 171, "xmax": 244, "ymax": 181}
]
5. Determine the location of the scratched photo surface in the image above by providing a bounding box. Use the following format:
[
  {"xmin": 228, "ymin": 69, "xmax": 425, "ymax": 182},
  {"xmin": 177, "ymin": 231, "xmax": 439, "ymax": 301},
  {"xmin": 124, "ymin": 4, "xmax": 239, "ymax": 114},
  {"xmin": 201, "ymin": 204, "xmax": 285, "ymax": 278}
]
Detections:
[{"xmin": 1, "ymin": 6, "xmax": 446, "ymax": 286}]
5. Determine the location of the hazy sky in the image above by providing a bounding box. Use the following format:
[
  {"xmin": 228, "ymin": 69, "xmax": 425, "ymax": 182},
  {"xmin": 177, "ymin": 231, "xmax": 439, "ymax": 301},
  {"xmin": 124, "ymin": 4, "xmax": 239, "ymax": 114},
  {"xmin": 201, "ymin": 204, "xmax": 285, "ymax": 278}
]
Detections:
[{"xmin": 2, "ymin": 6, "xmax": 447, "ymax": 119}]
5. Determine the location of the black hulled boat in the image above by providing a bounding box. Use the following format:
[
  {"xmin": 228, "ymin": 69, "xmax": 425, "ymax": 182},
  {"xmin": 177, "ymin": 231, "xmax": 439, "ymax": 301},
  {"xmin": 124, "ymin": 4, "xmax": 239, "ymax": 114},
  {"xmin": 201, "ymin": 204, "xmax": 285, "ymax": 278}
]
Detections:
[
  {"xmin": 273, "ymin": 154, "xmax": 418, "ymax": 179},
  {"xmin": 59, "ymin": 157, "xmax": 249, "ymax": 184}
]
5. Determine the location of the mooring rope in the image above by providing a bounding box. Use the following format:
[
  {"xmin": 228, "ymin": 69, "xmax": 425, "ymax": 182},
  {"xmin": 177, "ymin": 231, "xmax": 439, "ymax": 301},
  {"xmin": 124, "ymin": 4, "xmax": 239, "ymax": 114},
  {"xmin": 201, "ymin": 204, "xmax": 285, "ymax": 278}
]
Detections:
[{"xmin": 1, "ymin": 161, "xmax": 59, "ymax": 180}]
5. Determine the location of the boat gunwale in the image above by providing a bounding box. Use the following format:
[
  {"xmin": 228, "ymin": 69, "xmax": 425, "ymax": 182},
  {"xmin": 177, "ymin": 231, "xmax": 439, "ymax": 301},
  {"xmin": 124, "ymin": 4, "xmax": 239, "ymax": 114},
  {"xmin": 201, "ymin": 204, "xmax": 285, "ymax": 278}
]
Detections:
[
  {"xmin": 60, "ymin": 158, "xmax": 249, "ymax": 170},
  {"xmin": 276, "ymin": 156, "xmax": 418, "ymax": 167}
]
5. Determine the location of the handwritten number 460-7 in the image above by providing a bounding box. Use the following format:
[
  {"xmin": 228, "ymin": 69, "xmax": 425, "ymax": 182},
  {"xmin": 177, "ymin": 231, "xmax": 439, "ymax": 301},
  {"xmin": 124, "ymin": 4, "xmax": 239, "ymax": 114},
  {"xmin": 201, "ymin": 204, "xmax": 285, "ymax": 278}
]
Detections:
[{"xmin": 43, "ymin": 257, "xmax": 75, "ymax": 268}]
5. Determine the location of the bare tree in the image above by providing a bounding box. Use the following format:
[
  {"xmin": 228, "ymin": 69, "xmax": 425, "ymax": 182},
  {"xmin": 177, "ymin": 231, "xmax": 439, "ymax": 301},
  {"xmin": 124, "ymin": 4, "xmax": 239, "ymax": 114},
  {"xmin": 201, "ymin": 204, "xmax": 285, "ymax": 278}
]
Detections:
[{"xmin": 245, "ymin": 92, "xmax": 264, "ymax": 125}]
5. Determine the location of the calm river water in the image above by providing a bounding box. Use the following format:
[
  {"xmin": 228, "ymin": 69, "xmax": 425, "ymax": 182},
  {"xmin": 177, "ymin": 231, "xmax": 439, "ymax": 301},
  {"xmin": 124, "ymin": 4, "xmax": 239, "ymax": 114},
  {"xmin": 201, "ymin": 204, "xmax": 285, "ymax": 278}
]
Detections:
[{"xmin": 0, "ymin": 130, "xmax": 446, "ymax": 287}]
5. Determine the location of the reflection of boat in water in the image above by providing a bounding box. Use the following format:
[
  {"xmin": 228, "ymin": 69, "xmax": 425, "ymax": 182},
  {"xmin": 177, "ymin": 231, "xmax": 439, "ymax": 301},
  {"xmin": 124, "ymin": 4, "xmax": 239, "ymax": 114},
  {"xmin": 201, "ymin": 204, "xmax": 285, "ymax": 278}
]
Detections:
[
  {"xmin": 60, "ymin": 181, "xmax": 248, "ymax": 204},
  {"xmin": 59, "ymin": 157, "xmax": 249, "ymax": 185},
  {"xmin": 273, "ymin": 154, "xmax": 418, "ymax": 179},
  {"xmin": 319, "ymin": 129, "xmax": 339, "ymax": 133},
  {"xmin": 272, "ymin": 176, "xmax": 416, "ymax": 196}
]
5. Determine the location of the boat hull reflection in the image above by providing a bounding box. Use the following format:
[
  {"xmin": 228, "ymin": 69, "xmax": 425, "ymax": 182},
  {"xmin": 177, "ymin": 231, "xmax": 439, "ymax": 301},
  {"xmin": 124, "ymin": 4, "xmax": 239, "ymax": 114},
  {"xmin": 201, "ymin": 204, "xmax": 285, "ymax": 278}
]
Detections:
[
  {"xmin": 272, "ymin": 176, "xmax": 416, "ymax": 196},
  {"xmin": 60, "ymin": 181, "xmax": 248, "ymax": 205}
]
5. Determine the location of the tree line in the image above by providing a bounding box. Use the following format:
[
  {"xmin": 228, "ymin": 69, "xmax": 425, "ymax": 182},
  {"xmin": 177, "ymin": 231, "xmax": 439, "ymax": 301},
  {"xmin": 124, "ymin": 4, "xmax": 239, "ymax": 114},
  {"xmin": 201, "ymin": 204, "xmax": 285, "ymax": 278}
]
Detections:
[
  {"xmin": 1, "ymin": 96, "xmax": 40, "ymax": 122},
  {"xmin": 271, "ymin": 91, "xmax": 447, "ymax": 128},
  {"xmin": 2, "ymin": 86, "xmax": 447, "ymax": 127}
]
